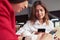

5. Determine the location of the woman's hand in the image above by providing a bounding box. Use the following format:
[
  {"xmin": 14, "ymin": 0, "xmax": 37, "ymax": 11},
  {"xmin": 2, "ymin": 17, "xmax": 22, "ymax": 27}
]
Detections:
[
  {"xmin": 37, "ymin": 33, "xmax": 53, "ymax": 40},
  {"xmin": 54, "ymin": 35, "xmax": 60, "ymax": 40},
  {"xmin": 37, "ymin": 32, "xmax": 45, "ymax": 40}
]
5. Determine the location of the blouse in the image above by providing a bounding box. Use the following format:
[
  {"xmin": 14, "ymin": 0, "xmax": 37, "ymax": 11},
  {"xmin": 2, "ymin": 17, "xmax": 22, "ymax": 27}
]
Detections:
[{"xmin": 16, "ymin": 20, "xmax": 54, "ymax": 40}]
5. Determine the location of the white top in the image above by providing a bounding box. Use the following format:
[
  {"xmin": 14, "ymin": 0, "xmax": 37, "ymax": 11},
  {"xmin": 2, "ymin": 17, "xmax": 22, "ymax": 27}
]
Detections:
[{"xmin": 16, "ymin": 20, "xmax": 54, "ymax": 40}]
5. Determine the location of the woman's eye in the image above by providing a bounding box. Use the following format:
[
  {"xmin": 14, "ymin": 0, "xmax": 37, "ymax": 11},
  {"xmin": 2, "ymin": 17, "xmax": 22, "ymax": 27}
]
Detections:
[{"xmin": 36, "ymin": 9, "xmax": 43, "ymax": 13}]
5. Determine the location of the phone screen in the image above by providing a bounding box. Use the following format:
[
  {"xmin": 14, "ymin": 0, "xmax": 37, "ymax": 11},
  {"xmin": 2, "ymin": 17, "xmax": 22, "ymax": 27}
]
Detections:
[{"xmin": 38, "ymin": 29, "xmax": 45, "ymax": 32}]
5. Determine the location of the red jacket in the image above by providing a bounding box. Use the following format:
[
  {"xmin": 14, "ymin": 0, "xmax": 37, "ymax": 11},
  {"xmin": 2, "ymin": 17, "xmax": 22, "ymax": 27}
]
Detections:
[{"xmin": 0, "ymin": 0, "xmax": 18, "ymax": 40}]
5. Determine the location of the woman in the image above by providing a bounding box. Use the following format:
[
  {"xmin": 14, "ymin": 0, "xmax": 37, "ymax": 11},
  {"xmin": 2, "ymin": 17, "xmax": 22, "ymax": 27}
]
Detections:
[
  {"xmin": 0, "ymin": 0, "xmax": 28, "ymax": 40},
  {"xmin": 16, "ymin": 1, "xmax": 54, "ymax": 40}
]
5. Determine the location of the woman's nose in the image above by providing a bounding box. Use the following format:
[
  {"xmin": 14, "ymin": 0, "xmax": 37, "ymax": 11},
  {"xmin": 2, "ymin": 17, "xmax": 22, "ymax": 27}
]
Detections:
[
  {"xmin": 24, "ymin": 1, "xmax": 28, "ymax": 8},
  {"xmin": 23, "ymin": 5, "xmax": 28, "ymax": 9},
  {"xmin": 24, "ymin": 4, "xmax": 28, "ymax": 8}
]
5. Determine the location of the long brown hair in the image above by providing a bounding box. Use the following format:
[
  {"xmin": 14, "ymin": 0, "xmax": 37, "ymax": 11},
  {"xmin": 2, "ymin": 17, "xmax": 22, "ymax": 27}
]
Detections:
[{"xmin": 29, "ymin": 1, "xmax": 49, "ymax": 25}]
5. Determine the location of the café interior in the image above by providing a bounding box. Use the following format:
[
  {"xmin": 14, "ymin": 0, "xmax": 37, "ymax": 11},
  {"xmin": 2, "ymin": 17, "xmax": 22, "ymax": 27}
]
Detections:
[{"xmin": 16, "ymin": 0, "xmax": 60, "ymax": 40}]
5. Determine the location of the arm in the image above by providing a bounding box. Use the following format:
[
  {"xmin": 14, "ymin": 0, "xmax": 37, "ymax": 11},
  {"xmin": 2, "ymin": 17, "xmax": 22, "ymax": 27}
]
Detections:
[
  {"xmin": 0, "ymin": 11, "xmax": 17, "ymax": 40},
  {"xmin": 49, "ymin": 20, "xmax": 54, "ymax": 30},
  {"xmin": 16, "ymin": 21, "xmax": 39, "ymax": 40},
  {"xmin": 48, "ymin": 20, "xmax": 55, "ymax": 33},
  {"xmin": 16, "ymin": 21, "xmax": 32, "ymax": 36}
]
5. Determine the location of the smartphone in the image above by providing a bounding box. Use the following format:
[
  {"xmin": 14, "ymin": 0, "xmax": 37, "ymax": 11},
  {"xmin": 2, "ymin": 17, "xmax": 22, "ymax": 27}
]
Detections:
[
  {"xmin": 38, "ymin": 29, "xmax": 45, "ymax": 32},
  {"xmin": 49, "ymin": 30, "xmax": 57, "ymax": 35}
]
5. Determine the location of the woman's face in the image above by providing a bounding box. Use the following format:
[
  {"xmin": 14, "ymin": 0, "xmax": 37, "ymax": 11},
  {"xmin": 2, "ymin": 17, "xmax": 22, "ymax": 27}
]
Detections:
[
  {"xmin": 12, "ymin": 1, "xmax": 28, "ymax": 12},
  {"xmin": 35, "ymin": 5, "xmax": 45, "ymax": 19}
]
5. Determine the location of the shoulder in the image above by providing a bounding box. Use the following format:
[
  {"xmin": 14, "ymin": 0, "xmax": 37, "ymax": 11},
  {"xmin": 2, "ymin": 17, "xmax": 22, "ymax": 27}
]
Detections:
[
  {"xmin": 24, "ymin": 20, "xmax": 32, "ymax": 26},
  {"xmin": 26, "ymin": 20, "xmax": 31, "ymax": 24},
  {"xmin": 47, "ymin": 20, "xmax": 54, "ymax": 26},
  {"xmin": 48, "ymin": 20, "xmax": 54, "ymax": 27},
  {"xmin": 48, "ymin": 20, "xmax": 54, "ymax": 24}
]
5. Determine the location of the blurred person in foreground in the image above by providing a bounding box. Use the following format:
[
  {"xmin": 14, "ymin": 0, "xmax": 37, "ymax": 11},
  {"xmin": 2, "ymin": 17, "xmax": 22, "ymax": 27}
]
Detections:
[{"xmin": 0, "ymin": 0, "xmax": 28, "ymax": 40}]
